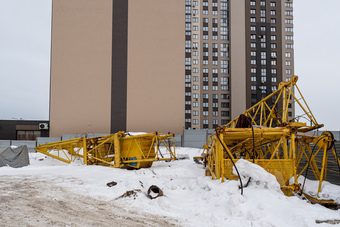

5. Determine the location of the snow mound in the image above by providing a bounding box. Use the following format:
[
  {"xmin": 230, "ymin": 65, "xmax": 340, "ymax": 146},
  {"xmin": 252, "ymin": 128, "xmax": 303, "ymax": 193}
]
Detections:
[{"xmin": 233, "ymin": 159, "xmax": 281, "ymax": 191}]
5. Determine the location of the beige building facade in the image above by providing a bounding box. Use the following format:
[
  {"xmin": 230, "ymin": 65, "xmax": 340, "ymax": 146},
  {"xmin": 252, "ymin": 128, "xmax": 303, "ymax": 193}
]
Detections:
[{"xmin": 50, "ymin": 0, "xmax": 185, "ymax": 137}]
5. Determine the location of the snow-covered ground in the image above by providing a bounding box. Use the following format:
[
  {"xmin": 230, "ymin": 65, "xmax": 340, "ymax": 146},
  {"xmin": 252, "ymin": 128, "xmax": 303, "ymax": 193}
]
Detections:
[{"xmin": 1, "ymin": 147, "xmax": 340, "ymax": 226}]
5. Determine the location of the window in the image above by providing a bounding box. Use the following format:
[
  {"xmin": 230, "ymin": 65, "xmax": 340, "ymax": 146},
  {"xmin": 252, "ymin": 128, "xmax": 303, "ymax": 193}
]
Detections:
[
  {"xmin": 286, "ymin": 60, "xmax": 291, "ymax": 66},
  {"xmin": 270, "ymin": 10, "xmax": 276, "ymax": 15},
  {"xmin": 271, "ymin": 43, "xmax": 277, "ymax": 49},
  {"xmin": 193, "ymin": 102, "xmax": 198, "ymax": 107},
  {"xmin": 193, "ymin": 119, "xmax": 198, "ymax": 125},
  {"xmin": 193, "ymin": 1, "xmax": 198, "ymax": 6},
  {"xmin": 212, "ymin": 18, "xmax": 218, "ymax": 24},
  {"xmin": 185, "ymin": 40, "xmax": 191, "ymax": 48},
  {"xmin": 261, "ymin": 26, "xmax": 266, "ymax": 31},
  {"xmin": 212, "ymin": 68, "xmax": 218, "ymax": 74},
  {"xmin": 193, "ymin": 26, "xmax": 198, "ymax": 31},
  {"xmin": 286, "ymin": 52, "xmax": 291, "ymax": 58},
  {"xmin": 260, "ymin": 10, "xmax": 266, "ymax": 18},
  {"xmin": 271, "ymin": 60, "xmax": 277, "ymax": 65},
  {"xmin": 185, "ymin": 57, "xmax": 191, "ymax": 65},
  {"xmin": 212, "ymin": 10, "xmax": 218, "ymax": 15},
  {"xmin": 221, "ymin": 102, "xmax": 229, "ymax": 108},
  {"xmin": 193, "ymin": 34, "xmax": 198, "ymax": 39},
  {"xmin": 271, "ymin": 27, "xmax": 276, "ymax": 32},
  {"xmin": 193, "ymin": 85, "xmax": 199, "ymax": 90},
  {"xmin": 185, "ymin": 109, "xmax": 191, "ymax": 114},
  {"xmin": 212, "ymin": 60, "xmax": 218, "ymax": 65},
  {"xmin": 185, "ymin": 15, "xmax": 191, "ymax": 23},
  {"xmin": 285, "ymin": 35, "xmax": 294, "ymax": 41},
  {"xmin": 185, "ymin": 75, "xmax": 191, "ymax": 82},
  {"xmin": 286, "ymin": 69, "xmax": 292, "ymax": 74},
  {"xmin": 221, "ymin": 60, "xmax": 228, "ymax": 68},
  {"xmin": 251, "ymin": 85, "xmax": 256, "ymax": 91},
  {"xmin": 221, "ymin": 94, "xmax": 229, "ymax": 99},
  {"xmin": 250, "ymin": 9, "xmax": 256, "ymax": 14},
  {"xmin": 285, "ymin": 27, "xmax": 293, "ymax": 33},
  {"xmin": 260, "ymin": 1, "xmax": 265, "ymax": 6},
  {"xmin": 213, "ymin": 86, "xmax": 218, "ymax": 91},
  {"xmin": 185, "ymin": 100, "xmax": 191, "ymax": 105},
  {"xmin": 251, "ymin": 42, "xmax": 256, "ymax": 48},
  {"xmin": 193, "ymin": 76, "xmax": 199, "ymax": 82},
  {"xmin": 185, "ymin": 118, "xmax": 191, "ymax": 123},
  {"xmin": 213, "ymin": 111, "xmax": 218, "ymax": 116},
  {"xmin": 261, "ymin": 68, "xmax": 266, "ymax": 76},
  {"xmin": 250, "ymin": 17, "xmax": 256, "ymax": 23},
  {"xmin": 285, "ymin": 10, "xmax": 293, "ymax": 16},
  {"xmin": 285, "ymin": 2, "xmax": 293, "ymax": 8},
  {"xmin": 251, "ymin": 68, "xmax": 256, "ymax": 73},
  {"xmin": 271, "ymin": 68, "xmax": 277, "ymax": 74},
  {"xmin": 203, "ymin": 103, "xmax": 208, "ymax": 107},
  {"xmin": 203, "ymin": 60, "xmax": 208, "ymax": 65},
  {"xmin": 193, "ymin": 93, "xmax": 198, "ymax": 98},
  {"xmin": 271, "ymin": 35, "xmax": 276, "ymax": 40},
  {"xmin": 193, "ymin": 17, "xmax": 198, "ymax": 23},
  {"xmin": 285, "ymin": 44, "xmax": 294, "ymax": 49},
  {"xmin": 193, "ymin": 59, "xmax": 198, "ymax": 65},
  {"xmin": 270, "ymin": 2, "xmax": 276, "ymax": 7},
  {"xmin": 251, "ymin": 59, "xmax": 256, "ymax": 65},
  {"xmin": 285, "ymin": 19, "xmax": 293, "ymax": 24},
  {"xmin": 212, "ymin": 35, "xmax": 218, "ymax": 40},
  {"xmin": 185, "ymin": 92, "xmax": 191, "ymax": 96},
  {"xmin": 271, "ymin": 18, "xmax": 276, "ymax": 24},
  {"xmin": 203, "ymin": 35, "xmax": 208, "ymax": 40},
  {"xmin": 203, "ymin": 85, "xmax": 208, "ymax": 90},
  {"xmin": 193, "ymin": 42, "xmax": 198, "ymax": 48},
  {"xmin": 203, "ymin": 10, "xmax": 208, "ymax": 15},
  {"xmin": 203, "ymin": 43, "xmax": 209, "ymax": 48},
  {"xmin": 193, "ymin": 111, "xmax": 199, "ymax": 116},
  {"xmin": 261, "ymin": 51, "xmax": 266, "ymax": 59},
  {"xmin": 250, "ymin": 1, "xmax": 256, "ymax": 6},
  {"xmin": 272, "ymin": 86, "xmax": 277, "ymax": 91},
  {"xmin": 221, "ymin": 86, "xmax": 228, "ymax": 91},
  {"xmin": 203, "ymin": 119, "xmax": 209, "ymax": 125},
  {"xmin": 213, "ymin": 120, "xmax": 219, "ymax": 125},
  {"xmin": 221, "ymin": 111, "xmax": 229, "ymax": 117},
  {"xmin": 271, "ymin": 52, "xmax": 277, "ymax": 58},
  {"xmin": 250, "ymin": 34, "xmax": 256, "ymax": 40},
  {"xmin": 213, "ymin": 94, "xmax": 218, "ymax": 99},
  {"xmin": 251, "ymin": 51, "xmax": 256, "ymax": 56},
  {"xmin": 193, "ymin": 9, "xmax": 198, "ymax": 15},
  {"xmin": 193, "ymin": 51, "xmax": 198, "ymax": 56},
  {"xmin": 251, "ymin": 76, "xmax": 256, "ymax": 82},
  {"xmin": 203, "ymin": 93, "xmax": 209, "ymax": 99},
  {"xmin": 203, "ymin": 111, "xmax": 209, "ymax": 116},
  {"xmin": 250, "ymin": 26, "xmax": 256, "ymax": 31},
  {"xmin": 203, "ymin": 68, "xmax": 209, "ymax": 73},
  {"xmin": 272, "ymin": 77, "xmax": 277, "ymax": 82},
  {"xmin": 193, "ymin": 68, "xmax": 198, "ymax": 73},
  {"xmin": 261, "ymin": 60, "xmax": 266, "ymax": 65}
]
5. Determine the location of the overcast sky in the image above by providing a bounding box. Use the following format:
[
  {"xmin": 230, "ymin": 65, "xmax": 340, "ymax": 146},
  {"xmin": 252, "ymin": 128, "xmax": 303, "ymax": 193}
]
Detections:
[{"xmin": 0, "ymin": 0, "xmax": 340, "ymax": 130}]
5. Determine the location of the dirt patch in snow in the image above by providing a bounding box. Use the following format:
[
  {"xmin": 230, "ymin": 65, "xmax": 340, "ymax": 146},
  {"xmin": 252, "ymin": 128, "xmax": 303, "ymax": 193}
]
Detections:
[{"xmin": 0, "ymin": 176, "xmax": 178, "ymax": 227}]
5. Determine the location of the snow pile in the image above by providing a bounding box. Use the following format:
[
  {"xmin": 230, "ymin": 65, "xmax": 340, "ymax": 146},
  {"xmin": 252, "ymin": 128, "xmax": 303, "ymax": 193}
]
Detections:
[
  {"xmin": 292, "ymin": 176, "xmax": 340, "ymax": 204},
  {"xmin": 233, "ymin": 159, "xmax": 281, "ymax": 191},
  {"xmin": 0, "ymin": 147, "xmax": 339, "ymax": 226}
]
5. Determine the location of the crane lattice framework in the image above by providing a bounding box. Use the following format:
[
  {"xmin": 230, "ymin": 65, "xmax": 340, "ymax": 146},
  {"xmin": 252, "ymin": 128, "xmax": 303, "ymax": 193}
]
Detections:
[{"xmin": 199, "ymin": 76, "xmax": 340, "ymax": 205}]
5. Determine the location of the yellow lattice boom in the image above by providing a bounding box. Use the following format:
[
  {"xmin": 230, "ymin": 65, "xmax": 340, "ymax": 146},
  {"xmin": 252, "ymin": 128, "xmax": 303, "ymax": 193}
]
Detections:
[
  {"xmin": 35, "ymin": 132, "xmax": 176, "ymax": 169},
  {"xmin": 196, "ymin": 76, "xmax": 340, "ymax": 204}
]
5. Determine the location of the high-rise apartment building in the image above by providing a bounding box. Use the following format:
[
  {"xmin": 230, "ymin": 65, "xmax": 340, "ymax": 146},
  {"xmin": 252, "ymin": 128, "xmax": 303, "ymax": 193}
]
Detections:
[
  {"xmin": 184, "ymin": 0, "xmax": 294, "ymax": 129},
  {"xmin": 49, "ymin": 0, "xmax": 294, "ymax": 136}
]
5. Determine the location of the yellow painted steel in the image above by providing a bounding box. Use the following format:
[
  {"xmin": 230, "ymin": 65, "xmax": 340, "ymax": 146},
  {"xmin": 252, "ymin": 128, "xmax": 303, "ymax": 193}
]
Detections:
[
  {"xmin": 197, "ymin": 76, "xmax": 340, "ymax": 204},
  {"xmin": 35, "ymin": 132, "xmax": 176, "ymax": 169}
]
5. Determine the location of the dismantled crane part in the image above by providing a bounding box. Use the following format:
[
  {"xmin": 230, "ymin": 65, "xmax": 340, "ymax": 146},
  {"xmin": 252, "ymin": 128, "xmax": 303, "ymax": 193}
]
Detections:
[
  {"xmin": 195, "ymin": 76, "xmax": 340, "ymax": 206},
  {"xmin": 35, "ymin": 132, "xmax": 176, "ymax": 169}
]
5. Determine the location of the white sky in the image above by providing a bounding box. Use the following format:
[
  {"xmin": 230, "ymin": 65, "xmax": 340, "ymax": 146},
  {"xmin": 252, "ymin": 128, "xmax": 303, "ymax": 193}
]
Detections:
[{"xmin": 0, "ymin": 0, "xmax": 339, "ymax": 130}]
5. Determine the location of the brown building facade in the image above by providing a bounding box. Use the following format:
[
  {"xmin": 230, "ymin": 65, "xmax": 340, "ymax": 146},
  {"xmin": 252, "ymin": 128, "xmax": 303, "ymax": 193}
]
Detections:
[{"xmin": 50, "ymin": 0, "xmax": 185, "ymax": 137}]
